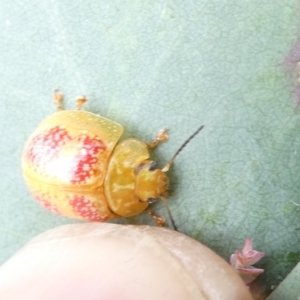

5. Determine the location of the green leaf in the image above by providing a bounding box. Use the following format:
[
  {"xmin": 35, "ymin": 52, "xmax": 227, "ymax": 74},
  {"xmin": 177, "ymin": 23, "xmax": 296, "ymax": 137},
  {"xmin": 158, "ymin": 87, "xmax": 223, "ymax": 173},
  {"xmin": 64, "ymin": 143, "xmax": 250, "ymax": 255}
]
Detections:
[
  {"xmin": 267, "ymin": 262, "xmax": 300, "ymax": 300},
  {"xmin": 0, "ymin": 0, "xmax": 299, "ymax": 297}
]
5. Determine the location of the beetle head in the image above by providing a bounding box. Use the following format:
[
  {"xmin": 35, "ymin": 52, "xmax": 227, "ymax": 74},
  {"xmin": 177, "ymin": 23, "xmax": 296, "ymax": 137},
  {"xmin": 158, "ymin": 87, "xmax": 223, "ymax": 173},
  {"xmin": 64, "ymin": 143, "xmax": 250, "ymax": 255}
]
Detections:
[{"xmin": 134, "ymin": 160, "xmax": 169, "ymax": 203}]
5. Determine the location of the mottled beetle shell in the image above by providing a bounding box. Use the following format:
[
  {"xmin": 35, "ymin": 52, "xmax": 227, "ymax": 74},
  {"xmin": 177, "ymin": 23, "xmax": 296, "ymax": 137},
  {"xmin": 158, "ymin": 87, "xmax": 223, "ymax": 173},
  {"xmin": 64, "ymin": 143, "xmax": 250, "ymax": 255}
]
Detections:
[{"xmin": 22, "ymin": 110, "xmax": 130, "ymax": 221}]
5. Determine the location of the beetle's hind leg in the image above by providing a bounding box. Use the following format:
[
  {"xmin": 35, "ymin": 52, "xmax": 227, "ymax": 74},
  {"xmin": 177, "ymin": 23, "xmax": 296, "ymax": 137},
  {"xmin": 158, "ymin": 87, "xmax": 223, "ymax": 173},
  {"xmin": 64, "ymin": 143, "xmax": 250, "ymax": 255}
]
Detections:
[
  {"xmin": 147, "ymin": 208, "xmax": 166, "ymax": 227},
  {"xmin": 76, "ymin": 95, "xmax": 87, "ymax": 110},
  {"xmin": 53, "ymin": 89, "xmax": 64, "ymax": 111},
  {"xmin": 148, "ymin": 129, "xmax": 168, "ymax": 149}
]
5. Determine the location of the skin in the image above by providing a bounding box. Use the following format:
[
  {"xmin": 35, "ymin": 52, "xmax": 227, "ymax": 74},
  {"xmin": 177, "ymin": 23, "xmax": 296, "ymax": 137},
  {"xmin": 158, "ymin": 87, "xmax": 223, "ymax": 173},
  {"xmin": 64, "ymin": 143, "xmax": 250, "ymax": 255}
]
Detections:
[{"xmin": 0, "ymin": 223, "xmax": 253, "ymax": 300}]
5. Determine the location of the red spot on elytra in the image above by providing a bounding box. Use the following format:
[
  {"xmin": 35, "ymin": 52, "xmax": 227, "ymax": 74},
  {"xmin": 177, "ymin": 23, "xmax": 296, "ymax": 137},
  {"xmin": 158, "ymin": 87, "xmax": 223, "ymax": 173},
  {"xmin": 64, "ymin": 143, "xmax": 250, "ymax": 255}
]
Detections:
[
  {"xmin": 34, "ymin": 193, "xmax": 60, "ymax": 215},
  {"xmin": 69, "ymin": 195, "xmax": 105, "ymax": 222},
  {"xmin": 69, "ymin": 135, "xmax": 106, "ymax": 183},
  {"xmin": 26, "ymin": 126, "xmax": 70, "ymax": 167},
  {"xmin": 24, "ymin": 126, "xmax": 106, "ymax": 183}
]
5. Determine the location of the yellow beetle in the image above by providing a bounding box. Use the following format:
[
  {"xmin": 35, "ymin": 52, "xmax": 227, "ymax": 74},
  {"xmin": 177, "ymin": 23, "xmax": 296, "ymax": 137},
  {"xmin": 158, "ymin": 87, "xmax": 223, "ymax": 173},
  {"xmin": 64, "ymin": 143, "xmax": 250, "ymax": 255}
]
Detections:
[{"xmin": 22, "ymin": 91, "xmax": 204, "ymax": 228}]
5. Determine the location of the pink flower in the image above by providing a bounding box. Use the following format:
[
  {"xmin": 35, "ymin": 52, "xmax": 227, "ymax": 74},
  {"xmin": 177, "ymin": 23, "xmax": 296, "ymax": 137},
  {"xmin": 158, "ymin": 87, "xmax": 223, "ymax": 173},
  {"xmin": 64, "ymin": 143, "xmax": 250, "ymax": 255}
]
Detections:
[{"xmin": 230, "ymin": 238, "xmax": 265, "ymax": 284}]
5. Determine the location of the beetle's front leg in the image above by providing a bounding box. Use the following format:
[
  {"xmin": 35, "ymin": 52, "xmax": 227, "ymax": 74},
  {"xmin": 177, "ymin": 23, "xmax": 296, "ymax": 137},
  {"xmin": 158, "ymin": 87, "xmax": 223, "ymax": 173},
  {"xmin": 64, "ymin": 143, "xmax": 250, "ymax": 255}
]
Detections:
[
  {"xmin": 147, "ymin": 208, "xmax": 166, "ymax": 227},
  {"xmin": 148, "ymin": 129, "xmax": 168, "ymax": 149}
]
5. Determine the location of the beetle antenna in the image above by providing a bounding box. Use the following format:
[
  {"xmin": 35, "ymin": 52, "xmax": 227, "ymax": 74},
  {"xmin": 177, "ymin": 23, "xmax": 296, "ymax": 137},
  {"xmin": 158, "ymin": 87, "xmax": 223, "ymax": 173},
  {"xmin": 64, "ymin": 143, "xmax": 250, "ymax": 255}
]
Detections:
[
  {"xmin": 160, "ymin": 196, "xmax": 178, "ymax": 231},
  {"xmin": 161, "ymin": 125, "xmax": 205, "ymax": 172}
]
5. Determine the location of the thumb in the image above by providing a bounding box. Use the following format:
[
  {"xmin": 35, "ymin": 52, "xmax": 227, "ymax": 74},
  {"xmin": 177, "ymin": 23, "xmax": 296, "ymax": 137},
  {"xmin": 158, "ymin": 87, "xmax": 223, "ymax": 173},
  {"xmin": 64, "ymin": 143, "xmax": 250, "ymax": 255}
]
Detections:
[{"xmin": 0, "ymin": 223, "xmax": 252, "ymax": 300}]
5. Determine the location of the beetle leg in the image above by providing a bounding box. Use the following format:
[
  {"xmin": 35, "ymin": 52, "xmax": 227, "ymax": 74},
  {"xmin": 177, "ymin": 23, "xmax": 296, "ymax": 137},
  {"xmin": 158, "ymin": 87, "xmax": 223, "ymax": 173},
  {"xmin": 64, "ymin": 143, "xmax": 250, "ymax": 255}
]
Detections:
[
  {"xmin": 53, "ymin": 89, "xmax": 64, "ymax": 111},
  {"xmin": 148, "ymin": 129, "xmax": 168, "ymax": 149},
  {"xmin": 76, "ymin": 95, "xmax": 87, "ymax": 110},
  {"xmin": 147, "ymin": 209, "xmax": 166, "ymax": 227}
]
